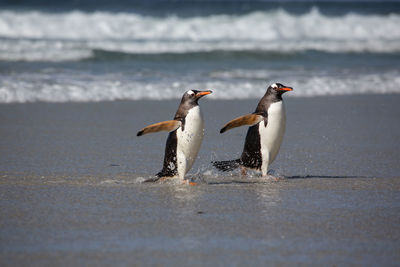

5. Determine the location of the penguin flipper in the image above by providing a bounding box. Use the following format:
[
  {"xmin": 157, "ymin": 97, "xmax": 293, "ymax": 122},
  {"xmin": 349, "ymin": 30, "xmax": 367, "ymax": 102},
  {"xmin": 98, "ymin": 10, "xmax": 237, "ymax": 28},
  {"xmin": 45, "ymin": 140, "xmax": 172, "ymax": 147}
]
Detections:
[
  {"xmin": 137, "ymin": 120, "xmax": 181, "ymax": 136},
  {"xmin": 220, "ymin": 114, "xmax": 263, "ymax": 133}
]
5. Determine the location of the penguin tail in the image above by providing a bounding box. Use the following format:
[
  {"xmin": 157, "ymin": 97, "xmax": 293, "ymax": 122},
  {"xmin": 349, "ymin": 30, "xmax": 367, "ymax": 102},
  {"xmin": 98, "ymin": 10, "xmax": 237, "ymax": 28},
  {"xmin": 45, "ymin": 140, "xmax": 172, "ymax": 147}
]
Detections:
[
  {"xmin": 142, "ymin": 172, "xmax": 173, "ymax": 183},
  {"xmin": 155, "ymin": 169, "xmax": 176, "ymax": 179},
  {"xmin": 212, "ymin": 159, "xmax": 241, "ymax": 172},
  {"xmin": 143, "ymin": 176, "xmax": 162, "ymax": 183}
]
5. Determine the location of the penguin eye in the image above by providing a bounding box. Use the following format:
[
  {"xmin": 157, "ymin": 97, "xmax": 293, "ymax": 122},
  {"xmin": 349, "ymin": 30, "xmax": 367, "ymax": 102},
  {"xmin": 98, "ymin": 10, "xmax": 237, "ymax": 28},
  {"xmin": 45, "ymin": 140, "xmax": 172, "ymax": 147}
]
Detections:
[
  {"xmin": 187, "ymin": 90, "xmax": 195, "ymax": 97},
  {"xmin": 271, "ymin": 83, "xmax": 278, "ymax": 89}
]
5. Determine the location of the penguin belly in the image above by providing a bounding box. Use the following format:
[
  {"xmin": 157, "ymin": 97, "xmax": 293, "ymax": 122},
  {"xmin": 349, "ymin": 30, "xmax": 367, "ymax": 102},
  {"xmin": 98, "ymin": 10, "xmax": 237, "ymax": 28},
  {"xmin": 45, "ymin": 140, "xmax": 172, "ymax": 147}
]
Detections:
[
  {"xmin": 258, "ymin": 101, "xmax": 286, "ymax": 175},
  {"xmin": 176, "ymin": 106, "xmax": 204, "ymax": 178}
]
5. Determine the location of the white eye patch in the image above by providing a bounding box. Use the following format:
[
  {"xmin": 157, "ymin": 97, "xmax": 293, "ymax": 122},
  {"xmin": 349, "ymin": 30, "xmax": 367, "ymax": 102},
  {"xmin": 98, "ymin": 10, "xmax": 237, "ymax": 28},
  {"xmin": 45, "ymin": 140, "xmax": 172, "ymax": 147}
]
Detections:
[
  {"xmin": 187, "ymin": 90, "xmax": 195, "ymax": 96},
  {"xmin": 271, "ymin": 83, "xmax": 278, "ymax": 89}
]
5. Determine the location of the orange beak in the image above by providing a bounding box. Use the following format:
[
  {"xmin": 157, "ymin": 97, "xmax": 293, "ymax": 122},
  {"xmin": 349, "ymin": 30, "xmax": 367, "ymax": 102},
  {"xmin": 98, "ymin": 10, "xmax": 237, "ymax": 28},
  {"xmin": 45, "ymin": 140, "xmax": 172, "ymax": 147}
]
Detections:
[
  {"xmin": 196, "ymin": 90, "xmax": 213, "ymax": 97},
  {"xmin": 279, "ymin": 87, "xmax": 293, "ymax": 92}
]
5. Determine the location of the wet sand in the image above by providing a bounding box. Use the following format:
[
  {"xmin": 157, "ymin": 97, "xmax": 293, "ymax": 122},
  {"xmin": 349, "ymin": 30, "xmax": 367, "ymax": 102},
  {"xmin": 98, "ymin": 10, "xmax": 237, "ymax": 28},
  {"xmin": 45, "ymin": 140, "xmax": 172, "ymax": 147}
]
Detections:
[{"xmin": 1, "ymin": 95, "xmax": 400, "ymax": 265}]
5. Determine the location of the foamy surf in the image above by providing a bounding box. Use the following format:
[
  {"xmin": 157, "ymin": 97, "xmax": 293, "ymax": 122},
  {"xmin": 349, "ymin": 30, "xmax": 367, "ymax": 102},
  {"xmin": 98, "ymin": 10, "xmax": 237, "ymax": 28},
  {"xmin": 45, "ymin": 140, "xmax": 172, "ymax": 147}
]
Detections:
[
  {"xmin": 1, "ymin": 7, "xmax": 399, "ymax": 104},
  {"xmin": 3, "ymin": 9, "xmax": 400, "ymax": 41},
  {"xmin": 1, "ymin": 8, "xmax": 400, "ymax": 62},
  {"xmin": 1, "ymin": 69, "xmax": 399, "ymax": 103}
]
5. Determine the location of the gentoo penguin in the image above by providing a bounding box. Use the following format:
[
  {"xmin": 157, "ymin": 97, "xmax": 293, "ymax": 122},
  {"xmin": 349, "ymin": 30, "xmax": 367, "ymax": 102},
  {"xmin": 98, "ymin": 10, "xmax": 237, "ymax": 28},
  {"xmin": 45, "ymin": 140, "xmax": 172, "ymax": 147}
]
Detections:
[
  {"xmin": 212, "ymin": 83, "xmax": 292, "ymax": 177},
  {"xmin": 137, "ymin": 90, "xmax": 212, "ymax": 182}
]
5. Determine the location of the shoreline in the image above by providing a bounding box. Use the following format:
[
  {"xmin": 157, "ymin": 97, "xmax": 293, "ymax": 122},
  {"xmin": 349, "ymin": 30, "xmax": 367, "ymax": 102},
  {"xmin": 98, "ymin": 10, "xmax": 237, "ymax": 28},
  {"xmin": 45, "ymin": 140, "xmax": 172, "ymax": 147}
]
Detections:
[
  {"xmin": 1, "ymin": 93, "xmax": 399, "ymax": 266},
  {"xmin": 1, "ymin": 94, "xmax": 399, "ymax": 178}
]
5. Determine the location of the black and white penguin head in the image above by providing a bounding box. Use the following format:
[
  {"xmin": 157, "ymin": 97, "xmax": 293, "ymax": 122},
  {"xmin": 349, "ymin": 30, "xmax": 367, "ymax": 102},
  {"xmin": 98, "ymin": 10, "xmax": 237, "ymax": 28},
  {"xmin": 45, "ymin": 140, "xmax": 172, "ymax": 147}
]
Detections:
[
  {"xmin": 181, "ymin": 90, "xmax": 213, "ymax": 105},
  {"xmin": 268, "ymin": 83, "xmax": 293, "ymax": 93},
  {"xmin": 267, "ymin": 83, "xmax": 293, "ymax": 97},
  {"xmin": 255, "ymin": 83, "xmax": 293, "ymax": 112}
]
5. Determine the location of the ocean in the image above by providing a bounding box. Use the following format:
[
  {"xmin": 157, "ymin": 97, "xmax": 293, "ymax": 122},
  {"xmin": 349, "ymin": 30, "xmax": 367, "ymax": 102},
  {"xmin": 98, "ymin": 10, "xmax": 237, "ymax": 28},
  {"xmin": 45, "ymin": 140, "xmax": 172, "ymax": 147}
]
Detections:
[{"xmin": 1, "ymin": 0, "xmax": 400, "ymax": 102}]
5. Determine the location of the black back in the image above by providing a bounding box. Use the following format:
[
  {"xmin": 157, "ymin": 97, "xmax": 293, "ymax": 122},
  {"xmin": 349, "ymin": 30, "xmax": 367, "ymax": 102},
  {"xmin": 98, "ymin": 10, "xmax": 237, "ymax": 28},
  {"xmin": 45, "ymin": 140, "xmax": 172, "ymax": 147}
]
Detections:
[
  {"xmin": 156, "ymin": 130, "xmax": 178, "ymax": 177},
  {"xmin": 240, "ymin": 125, "xmax": 262, "ymax": 169}
]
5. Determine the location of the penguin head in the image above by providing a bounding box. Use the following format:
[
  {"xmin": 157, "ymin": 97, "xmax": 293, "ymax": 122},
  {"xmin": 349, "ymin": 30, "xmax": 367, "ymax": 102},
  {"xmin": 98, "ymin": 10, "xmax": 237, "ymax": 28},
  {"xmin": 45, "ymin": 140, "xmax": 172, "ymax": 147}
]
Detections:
[
  {"xmin": 267, "ymin": 83, "xmax": 293, "ymax": 96},
  {"xmin": 182, "ymin": 90, "xmax": 213, "ymax": 105},
  {"xmin": 256, "ymin": 83, "xmax": 293, "ymax": 112}
]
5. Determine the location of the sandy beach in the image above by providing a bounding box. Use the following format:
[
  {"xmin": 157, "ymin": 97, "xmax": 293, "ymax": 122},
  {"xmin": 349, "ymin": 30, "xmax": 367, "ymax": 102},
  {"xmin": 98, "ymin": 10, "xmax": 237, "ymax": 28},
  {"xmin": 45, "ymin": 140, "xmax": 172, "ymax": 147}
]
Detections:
[
  {"xmin": 1, "ymin": 95, "xmax": 399, "ymax": 178},
  {"xmin": 1, "ymin": 95, "xmax": 399, "ymax": 266}
]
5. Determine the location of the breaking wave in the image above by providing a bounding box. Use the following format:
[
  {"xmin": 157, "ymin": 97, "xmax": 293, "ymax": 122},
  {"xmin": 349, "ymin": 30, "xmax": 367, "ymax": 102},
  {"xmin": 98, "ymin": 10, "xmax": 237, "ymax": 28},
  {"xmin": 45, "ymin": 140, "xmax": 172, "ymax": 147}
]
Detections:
[
  {"xmin": 0, "ymin": 8, "xmax": 400, "ymax": 61},
  {"xmin": 1, "ymin": 69, "xmax": 399, "ymax": 103}
]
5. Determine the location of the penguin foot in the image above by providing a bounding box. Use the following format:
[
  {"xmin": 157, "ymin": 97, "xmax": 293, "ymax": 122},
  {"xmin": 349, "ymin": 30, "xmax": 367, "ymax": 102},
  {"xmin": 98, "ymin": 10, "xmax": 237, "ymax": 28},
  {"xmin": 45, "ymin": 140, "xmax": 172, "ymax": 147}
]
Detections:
[
  {"xmin": 182, "ymin": 180, "xmax": 198, "ymax": 186},
  {"xmin": 240, "ymin": 166, "xmax": 247, "ymax": 176}
]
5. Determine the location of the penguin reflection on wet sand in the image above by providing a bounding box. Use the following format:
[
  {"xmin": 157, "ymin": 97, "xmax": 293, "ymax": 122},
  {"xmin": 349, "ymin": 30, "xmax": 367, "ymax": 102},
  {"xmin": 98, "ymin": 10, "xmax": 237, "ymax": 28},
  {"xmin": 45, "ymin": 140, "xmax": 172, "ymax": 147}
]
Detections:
[
  {"xmin": 137, "ymin": 90, "xmax": 212, "ymax": 183},
  {"xmin": 212, "ymin": 83, "xmax": 292, "ymax": 177}
]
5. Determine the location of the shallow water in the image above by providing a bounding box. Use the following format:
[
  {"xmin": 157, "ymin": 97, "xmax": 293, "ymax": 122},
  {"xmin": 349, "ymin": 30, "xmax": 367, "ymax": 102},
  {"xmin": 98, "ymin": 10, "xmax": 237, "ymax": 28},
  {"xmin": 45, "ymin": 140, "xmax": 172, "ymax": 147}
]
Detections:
[
  {"xmin": 1, "ymin": 95, "xmax": 399, "ymax": 178},
  {"xmin": 1, "ymin": 95, "xmax": 400, "ymax": 265},
  {"xmin": 1, "ymin": 176, "xmax": 399, "ymax": 266}
]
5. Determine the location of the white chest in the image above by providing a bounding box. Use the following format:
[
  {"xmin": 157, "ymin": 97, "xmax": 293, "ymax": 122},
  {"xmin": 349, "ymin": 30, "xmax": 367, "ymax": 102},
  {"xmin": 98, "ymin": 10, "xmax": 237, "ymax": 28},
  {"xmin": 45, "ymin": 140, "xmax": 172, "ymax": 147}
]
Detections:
[
  {"xmin": 176, "ymin": 106, "xmax": 204, "ymax": 175},
  {"xmin": 259, "ymin": 101, "xmax": 286, "ymax": 164}
]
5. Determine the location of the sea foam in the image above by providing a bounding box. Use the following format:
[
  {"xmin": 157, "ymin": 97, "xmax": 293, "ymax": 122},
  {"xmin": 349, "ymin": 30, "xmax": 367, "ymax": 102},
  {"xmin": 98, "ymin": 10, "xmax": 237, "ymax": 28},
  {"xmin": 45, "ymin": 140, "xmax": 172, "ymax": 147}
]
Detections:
[
  {"xmin": 1, "ymin": 9, "xmax": 399, "ymax": 102},
  {"xmin": 0, "ymin": 9, "xmax": 400, "ymax": 61},
  {"xmin": 1, "ymin": 69, "xmax": 400, "ymax": 103}
]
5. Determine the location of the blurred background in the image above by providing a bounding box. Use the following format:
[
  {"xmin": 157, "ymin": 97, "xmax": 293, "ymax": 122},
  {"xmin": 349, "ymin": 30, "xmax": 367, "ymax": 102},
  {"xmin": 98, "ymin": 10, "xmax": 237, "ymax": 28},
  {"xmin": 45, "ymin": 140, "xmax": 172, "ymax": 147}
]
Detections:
[{"xmin": 0, "ymin": 0, "xmax": 399, "ymax": 103}]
